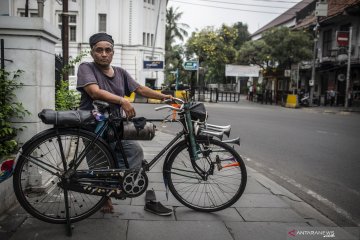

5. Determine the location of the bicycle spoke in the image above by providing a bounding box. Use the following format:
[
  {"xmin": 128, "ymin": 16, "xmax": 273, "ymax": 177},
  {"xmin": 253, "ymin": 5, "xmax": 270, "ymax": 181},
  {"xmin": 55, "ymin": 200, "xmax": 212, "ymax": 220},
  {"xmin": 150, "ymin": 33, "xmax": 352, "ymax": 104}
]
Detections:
[
  {"xmin": 166, "ymin": 139, "xmax": 246, "ymax": 212},
  {"xmin": 14, "ymin": 129, "xmax": 114, "ymax": 223}
]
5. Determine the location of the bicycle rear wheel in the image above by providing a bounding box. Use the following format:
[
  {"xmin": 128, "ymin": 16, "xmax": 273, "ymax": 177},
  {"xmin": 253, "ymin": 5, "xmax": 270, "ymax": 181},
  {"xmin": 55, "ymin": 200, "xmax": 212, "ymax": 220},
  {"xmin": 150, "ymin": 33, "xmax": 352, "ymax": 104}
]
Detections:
[
  {"xmin": 13, "ymin": 128, "xmax": 115, "ymax": 224},
  {"xmin": 164, "ymin": 138, "xmax": 247, "ymax": 212}
]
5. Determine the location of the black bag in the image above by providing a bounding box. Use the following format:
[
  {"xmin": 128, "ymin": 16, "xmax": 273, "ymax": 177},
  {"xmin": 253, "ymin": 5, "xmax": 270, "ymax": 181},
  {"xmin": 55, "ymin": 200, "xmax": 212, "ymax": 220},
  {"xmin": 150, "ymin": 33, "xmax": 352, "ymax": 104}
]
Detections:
[
  {"xmin": 121, "ymin": 117, "xmax": 156, "ymax": 140},
  {"xmin": 189, "ymin": 103, "xmax": 207, "ymax": 122},
  {"xmin": 38, "ymin": 109, "xmax": 95, "ymax": 126}
]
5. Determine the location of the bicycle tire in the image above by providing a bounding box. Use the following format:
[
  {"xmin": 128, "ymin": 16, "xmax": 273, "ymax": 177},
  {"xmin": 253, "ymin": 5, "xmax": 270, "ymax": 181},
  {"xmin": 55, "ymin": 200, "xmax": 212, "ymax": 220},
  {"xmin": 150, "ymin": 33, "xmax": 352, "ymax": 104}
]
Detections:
[
  {"xmin": 164, "ymin": 138, "xmax": 247, "ymax": 212},
  {"xmin": 13, "ymin": 128, "xmax": 115, "ymax": 224}
]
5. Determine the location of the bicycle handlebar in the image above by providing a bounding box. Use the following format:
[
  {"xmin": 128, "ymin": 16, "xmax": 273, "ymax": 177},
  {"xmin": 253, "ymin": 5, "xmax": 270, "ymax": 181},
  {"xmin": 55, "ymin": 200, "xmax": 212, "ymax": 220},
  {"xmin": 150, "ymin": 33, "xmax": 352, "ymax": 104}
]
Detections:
[{"xmin": 155, "ymin": 97, "xmax": 185, "ymax": 112}]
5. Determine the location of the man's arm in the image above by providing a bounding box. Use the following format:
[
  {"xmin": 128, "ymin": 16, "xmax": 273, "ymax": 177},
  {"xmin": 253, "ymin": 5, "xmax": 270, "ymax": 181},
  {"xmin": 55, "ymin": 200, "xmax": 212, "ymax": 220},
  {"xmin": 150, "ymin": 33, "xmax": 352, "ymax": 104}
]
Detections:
[
  {"xmin": 135, "ymin": 85, "xmax": 172, "ymax": 100},
  {"xmin": 83, "ymin": 84, "xmax": 136, "ymax": 118}
]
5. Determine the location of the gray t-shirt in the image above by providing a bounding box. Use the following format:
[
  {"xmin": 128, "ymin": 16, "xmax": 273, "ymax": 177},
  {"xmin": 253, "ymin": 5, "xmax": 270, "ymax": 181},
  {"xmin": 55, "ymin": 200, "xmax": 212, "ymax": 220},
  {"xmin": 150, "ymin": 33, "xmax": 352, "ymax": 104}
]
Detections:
[{"xmin": 77, "ymin": 62, "xmax": 140, "ymax": 116}]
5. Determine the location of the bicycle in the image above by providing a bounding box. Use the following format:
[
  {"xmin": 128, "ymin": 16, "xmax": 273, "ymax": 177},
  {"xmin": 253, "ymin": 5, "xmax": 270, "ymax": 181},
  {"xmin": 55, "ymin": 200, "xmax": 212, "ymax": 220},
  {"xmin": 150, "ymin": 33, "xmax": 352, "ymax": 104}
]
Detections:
[{"xmin": 12, "ymin": 97, "xmax": 247, "ymax": 235}]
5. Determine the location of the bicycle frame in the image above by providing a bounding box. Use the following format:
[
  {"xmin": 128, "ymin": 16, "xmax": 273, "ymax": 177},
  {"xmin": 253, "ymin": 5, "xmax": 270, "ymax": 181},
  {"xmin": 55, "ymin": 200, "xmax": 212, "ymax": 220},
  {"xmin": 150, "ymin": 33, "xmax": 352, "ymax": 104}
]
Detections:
[{"xmin": 12, "ymin": 98, "xmax": 247, "ymax": 237}]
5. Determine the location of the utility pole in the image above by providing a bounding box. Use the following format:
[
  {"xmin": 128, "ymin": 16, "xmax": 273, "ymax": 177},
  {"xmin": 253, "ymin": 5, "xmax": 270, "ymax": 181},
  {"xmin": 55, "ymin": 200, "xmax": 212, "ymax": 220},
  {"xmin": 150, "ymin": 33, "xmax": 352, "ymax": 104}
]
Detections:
[
  {"xmin": 309, "ymin": 20, "xmax": 319, "ymax": 106},
  {"xmin": 345, "ymin": 27, "xmax": 352, "ymax": 108},
  {"xmin": 62, "ymin": 0, "xmax": 69, "ymax": 81},
  {"xmin": 25, "ymin": 0, "xmax": 29, "ymax": 17},
  {"xmin": 310, "ymin": 0, "xmax": 328, "ymax": 106},
  {"xmin": 151, "ymin": 0, "xmax": 162, "ymax": 60}
]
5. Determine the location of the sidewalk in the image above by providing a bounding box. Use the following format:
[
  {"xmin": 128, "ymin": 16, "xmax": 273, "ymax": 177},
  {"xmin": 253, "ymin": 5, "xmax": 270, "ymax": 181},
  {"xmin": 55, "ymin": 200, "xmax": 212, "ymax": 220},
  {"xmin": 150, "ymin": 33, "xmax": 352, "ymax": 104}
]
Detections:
[
  {"xmin": 240, "ymin": 94, "xmax": 360, "ymax": 114},
  {"xmin": 0, "ymin": 131, "xmax": 351, "ymax": 240}
]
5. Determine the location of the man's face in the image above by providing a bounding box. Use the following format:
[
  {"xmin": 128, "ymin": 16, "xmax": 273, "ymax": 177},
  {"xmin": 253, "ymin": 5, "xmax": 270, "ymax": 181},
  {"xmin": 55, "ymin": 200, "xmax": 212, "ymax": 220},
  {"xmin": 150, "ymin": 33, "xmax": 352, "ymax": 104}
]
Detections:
[{"xmin": 91, "ymin": 41, "xmax": 114, "ymax": 67}]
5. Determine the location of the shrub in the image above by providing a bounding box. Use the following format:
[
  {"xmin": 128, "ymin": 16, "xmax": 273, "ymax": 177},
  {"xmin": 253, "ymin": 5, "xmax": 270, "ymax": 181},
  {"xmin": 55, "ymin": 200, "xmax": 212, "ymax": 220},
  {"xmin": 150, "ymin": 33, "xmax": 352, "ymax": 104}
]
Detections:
[{"xmin": 0, "ymin": 69, "xmax": 29, "ymax": 158}]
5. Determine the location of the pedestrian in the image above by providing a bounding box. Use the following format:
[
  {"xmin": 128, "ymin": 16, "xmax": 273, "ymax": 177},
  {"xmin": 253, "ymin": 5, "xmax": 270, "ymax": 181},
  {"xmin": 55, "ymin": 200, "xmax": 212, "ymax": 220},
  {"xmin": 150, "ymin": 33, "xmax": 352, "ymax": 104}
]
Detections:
[
  {"xmin": 77, "ymin": 32, "xmax": 173, "ymax": 215},
  {"xmin": 248, "ymin": 85, "xmax": 253, "ymax": 101},
  {"xmin": 328, "ymin": 89, "xmax": 336, "ymax": 106},
  {"xmin": 348, "ymin": 91, "xmax": 353, "ymax": 107}
]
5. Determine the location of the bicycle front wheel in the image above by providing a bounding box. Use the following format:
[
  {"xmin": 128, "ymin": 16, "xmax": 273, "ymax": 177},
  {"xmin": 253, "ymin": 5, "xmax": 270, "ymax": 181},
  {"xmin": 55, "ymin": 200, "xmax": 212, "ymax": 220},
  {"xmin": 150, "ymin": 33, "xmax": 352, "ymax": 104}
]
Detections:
[
  {"xmin": 164, "ymin": 138, "xmax": 247, "ymax": 212},
  {"xmin": 13, "ymin": 128, "xmax": 115, "ymax": 224}
]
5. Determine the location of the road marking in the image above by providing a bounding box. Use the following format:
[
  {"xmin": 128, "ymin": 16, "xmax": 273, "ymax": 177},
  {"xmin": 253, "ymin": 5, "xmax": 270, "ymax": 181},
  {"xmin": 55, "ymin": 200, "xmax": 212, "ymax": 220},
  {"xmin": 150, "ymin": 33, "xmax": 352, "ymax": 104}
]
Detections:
[
  {"xmin": 272, "ymin": 170, "xmax": 356, "ymax": 225},
  {"xmin": 316, "ymin": 130, "xmax": 338, "ymax": 136},
  {"xmin": 243, "ymin": 155, "xmax": 357, "ymax": 225},
  {"xmin": 316, "ymin": 130, "xmax": 328, "ymax": 134}
]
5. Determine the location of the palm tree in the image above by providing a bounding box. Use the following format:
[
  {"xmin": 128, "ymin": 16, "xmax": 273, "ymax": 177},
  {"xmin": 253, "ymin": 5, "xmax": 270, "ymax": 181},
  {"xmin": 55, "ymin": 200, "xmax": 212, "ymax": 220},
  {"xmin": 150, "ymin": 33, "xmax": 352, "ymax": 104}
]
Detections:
[
  {"xmin": 165, "ymin": 7, "xmax": 189, "ymax": 87},
  {"xmin": 166, "ymin": 6, "xmax": 189, "ymax": 51}
]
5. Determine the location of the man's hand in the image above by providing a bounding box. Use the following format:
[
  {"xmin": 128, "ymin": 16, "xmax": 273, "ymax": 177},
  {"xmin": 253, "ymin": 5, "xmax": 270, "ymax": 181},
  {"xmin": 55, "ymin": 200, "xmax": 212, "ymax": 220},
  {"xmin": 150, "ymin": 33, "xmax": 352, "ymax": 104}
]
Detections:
[
  {"xmin": 120, "ymin": 98, "xmax": 136, "ymax": 118},
  {"xmin": 162, "ymin": 94, "xmax": 173, "ymax": 102}
]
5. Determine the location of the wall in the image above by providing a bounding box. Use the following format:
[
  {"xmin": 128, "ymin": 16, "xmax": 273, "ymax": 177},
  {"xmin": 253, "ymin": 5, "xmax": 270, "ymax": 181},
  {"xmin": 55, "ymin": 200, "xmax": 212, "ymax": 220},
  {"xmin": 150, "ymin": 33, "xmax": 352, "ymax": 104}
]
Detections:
[{"xmin": 0, "ymin": 16, "xmax": 60, "ymax": 215}]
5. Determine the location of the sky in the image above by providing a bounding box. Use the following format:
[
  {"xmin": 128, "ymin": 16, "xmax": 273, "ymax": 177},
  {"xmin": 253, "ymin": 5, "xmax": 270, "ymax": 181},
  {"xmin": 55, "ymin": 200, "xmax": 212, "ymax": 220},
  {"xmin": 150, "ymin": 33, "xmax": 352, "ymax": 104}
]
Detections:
[{"xmin": 167, "ymin": 0, "xmax": 303, "ymax": 36}]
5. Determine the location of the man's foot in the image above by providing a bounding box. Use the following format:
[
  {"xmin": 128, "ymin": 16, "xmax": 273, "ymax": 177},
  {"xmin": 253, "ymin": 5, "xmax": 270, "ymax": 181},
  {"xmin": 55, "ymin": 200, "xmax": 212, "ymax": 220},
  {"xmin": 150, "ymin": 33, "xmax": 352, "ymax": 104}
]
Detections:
[
  {"xmin": 100, "ymin": 198, "xmax": 114, "ymax": 214},
  {"xmin": 144, "ymin": 201, "xmax": 173, "ymax": 216},
  {"xmin": 145, "ymin": 189, "xmax": 156, "ymax": 202}
]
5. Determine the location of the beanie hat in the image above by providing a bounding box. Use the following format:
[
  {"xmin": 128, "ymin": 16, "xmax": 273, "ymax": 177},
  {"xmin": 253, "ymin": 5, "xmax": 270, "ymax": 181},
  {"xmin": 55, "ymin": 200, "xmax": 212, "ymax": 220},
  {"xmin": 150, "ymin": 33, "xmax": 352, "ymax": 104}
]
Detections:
[{"xmin": 89, "ymin": 33, "xmax": 114, "ymax": 48}]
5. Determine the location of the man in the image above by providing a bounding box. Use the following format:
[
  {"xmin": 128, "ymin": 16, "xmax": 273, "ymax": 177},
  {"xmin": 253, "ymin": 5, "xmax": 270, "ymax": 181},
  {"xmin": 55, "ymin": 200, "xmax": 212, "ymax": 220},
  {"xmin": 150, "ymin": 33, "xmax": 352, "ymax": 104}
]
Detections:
[{"xmin": 77, "ymin": 32, "xmax": 172, "ymax": 215}]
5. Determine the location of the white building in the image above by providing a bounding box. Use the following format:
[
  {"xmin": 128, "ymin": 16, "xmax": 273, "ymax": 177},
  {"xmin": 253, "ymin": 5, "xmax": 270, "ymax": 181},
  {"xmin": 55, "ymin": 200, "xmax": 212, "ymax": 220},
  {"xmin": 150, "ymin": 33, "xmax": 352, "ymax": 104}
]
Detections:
[{"xmin": 2, "ymin": 0, "xmax": 167, "ymax": 88}]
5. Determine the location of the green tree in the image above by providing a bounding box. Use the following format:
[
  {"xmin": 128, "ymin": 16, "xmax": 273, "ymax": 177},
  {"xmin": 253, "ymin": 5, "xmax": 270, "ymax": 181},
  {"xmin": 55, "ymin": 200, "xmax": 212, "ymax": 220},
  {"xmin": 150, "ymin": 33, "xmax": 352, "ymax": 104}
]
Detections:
[
  {"xmin": 185, "ymin": 23, "xmax": 250, "ymax": 84},
  {"xmin": 262, "ymin": 27, "xmax": 312, "ymax": 69},
  {"xmin": 233, "ymin": 22, "xmax": 251, "ymax": 50},
  {"xmin": 236, "ymin": 39, "xmax": 272, "ymax": 69},
  {"xmin": 237, "ymin": 27, "xmax": 312, "ymax": 71}
]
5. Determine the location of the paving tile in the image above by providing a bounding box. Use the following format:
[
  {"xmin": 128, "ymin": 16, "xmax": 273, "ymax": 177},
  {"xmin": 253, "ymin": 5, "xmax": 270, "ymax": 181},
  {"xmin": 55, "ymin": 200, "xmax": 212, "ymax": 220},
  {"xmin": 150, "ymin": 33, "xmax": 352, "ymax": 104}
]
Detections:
[
  {"xmin": 225, "ymin": 222, "xmax": 309, "ymax": 240},
  {"xmin": 233, "ymin": 193, "xmax": 289, "ymax": 208},
  {"xmin": 127, "ymin": 220, "xmax": 233, "ymax": 240},
  {"xmin": 147, "ymin": 172, "xmax": 166, "ymax": 182},
  {"xmin": 243, "ymin": 177, "xmax": 272, "ymax": 194},
  {"xmin": 147, "ymin": 182, "xmax": 167, "ymax": 191},
  {"xmin": 175, "ymin": 207, "xmax": 243, "ymax": 222},
  {"xmin": 237, "ymin": 207, "xmax": 306, "ymax": 222},
  {"xmin": 110, "ymin": 205, "xmax": 175, "ymax": 221},
  {"xmin": 142, "ymin": 146, "xmax": 164, "ymax": 152},
  {"xmin": 131, "ymin": 190, "xmax": 183, "ymax": 207},
  {"xmin": 9, "ymin": 217, "xmax": 128, "ymax": 240}
]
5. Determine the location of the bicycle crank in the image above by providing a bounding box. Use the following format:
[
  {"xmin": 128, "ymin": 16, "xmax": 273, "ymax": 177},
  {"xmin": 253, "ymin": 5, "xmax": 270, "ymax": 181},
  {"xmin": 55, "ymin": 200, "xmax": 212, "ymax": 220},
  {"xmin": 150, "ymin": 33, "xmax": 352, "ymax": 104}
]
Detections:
[{"xmin": 122, "ymin": 171, "xmax": 148, "ymax": 198}]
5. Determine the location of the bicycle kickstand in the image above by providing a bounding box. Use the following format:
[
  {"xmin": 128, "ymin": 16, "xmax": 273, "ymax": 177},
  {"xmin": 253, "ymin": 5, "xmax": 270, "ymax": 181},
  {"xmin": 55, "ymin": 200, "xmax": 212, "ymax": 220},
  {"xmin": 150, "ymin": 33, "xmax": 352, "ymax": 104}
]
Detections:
[{"xmin": 63, "ymin": 187, "xmax": 73, "ymax": 236}]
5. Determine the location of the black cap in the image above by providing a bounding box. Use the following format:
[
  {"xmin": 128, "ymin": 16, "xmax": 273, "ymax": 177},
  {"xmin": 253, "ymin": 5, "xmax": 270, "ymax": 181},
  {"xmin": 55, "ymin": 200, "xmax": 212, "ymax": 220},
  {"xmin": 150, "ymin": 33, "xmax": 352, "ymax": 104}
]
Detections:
[{"xmin": 89, "ymin": 33, "xmax": 114, "ymax": 48}]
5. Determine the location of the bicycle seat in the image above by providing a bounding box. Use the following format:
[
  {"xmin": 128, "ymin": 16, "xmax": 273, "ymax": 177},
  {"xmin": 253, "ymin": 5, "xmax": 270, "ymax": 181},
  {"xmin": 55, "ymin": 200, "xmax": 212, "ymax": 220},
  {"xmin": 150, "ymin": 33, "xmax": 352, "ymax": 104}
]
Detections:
[{"xmin": 38, "ymin": 109, "xmax": 95, "ymax": 126}]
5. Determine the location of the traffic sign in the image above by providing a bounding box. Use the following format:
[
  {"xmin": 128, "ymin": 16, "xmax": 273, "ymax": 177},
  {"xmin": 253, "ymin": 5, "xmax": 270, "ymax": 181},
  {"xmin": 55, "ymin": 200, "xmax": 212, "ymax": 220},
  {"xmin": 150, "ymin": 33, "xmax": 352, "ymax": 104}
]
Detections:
[
  {"xmin": 336, "ymin": 31, "xmax": 349, "ymax": 47},
  {"xmin": 183, "ymin": 61, "xmax": 198, "ymax": 71}
]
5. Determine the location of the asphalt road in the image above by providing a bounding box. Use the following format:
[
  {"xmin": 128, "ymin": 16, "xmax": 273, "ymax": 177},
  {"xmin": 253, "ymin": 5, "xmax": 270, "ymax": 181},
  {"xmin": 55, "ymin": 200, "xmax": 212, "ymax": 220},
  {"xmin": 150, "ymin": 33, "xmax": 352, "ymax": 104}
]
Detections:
[{"xmin": 133, "ymin": 101, "xmax": 360, "ymax": 227}]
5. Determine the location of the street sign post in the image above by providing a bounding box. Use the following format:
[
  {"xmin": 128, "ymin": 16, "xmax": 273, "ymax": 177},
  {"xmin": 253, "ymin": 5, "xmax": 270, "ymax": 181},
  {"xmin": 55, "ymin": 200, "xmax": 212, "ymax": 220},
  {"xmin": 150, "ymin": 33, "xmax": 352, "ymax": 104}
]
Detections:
[{"xmin": 183, "ymin": 61, "xmax": 198, "ymax": 71}]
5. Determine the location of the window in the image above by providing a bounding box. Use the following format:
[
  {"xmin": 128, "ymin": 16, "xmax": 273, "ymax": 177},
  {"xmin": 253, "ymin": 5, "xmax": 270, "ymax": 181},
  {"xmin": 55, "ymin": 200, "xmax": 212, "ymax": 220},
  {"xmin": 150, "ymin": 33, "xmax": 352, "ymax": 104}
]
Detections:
[
  {"xmin": 19, "ymin": 10, "xmax": 38, "ymax": 17},
  {"xmin": 58, "ymin": 13, "xmax": 77, "ymax": 42},
  {"xmin": 99, "ymin": 14, "xmax": 107, "ymax": 32},
  {"xmin": 143, "ymin": 32, "xmax": 146, "ymax": 45},
  {"xmin": 322, "ymin": 29, "xmax": 332, "ymax": 57},
  {"xmin": 147, "ymin": 33, "xmax": 150, "ymax": 46},
  {"xmin": 70, "ymin": 26, "xmax": 76, "ymax": 41},
  {"xmin": 151, "ymin": 34, "xmax": 154, "ymax": 46},
  {"xmin": 68, "ymin": 66, "xmax": 75, "ymax": 76},
  {"xmin": 69, "ymin": 15, "xmax": 76, "ymax": 23}
]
